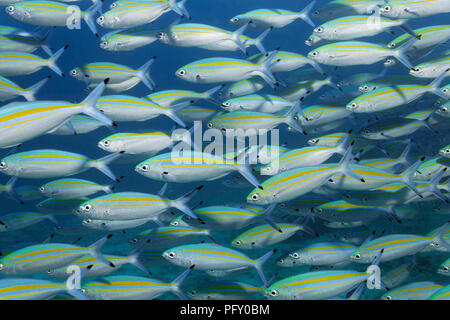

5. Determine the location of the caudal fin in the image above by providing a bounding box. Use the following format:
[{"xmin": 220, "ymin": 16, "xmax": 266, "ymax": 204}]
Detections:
[
  {"xmin": 170, "ymin": 265, "xmax": 195, "ymax": 299},
  {"xmin": 47, "ymin": 45, "xmax": 68, "ymax": 77},
  {"xmin": 427, "ymin": 68, "xmax": 450, "ymax": 100},
  {"xmin": 81, "ymin": 78, "xmax": 115, "ymax": 127},
  {"xmin": 296, "ymin": 0, "xmax": 316, "ymax": 27},
  {"xmin": 23, "ymin": 76, "xmax": 51, "ymax": 101},
  {"xmin": 283, "ymin": 96, "xmax": 307, "ymax": 135},
  {"xmin": 137, "ymin": 56, "xmax": 157, "ymax": 91},
  {"xmin": 83, "ymin": 0, "xmax": 104, "ymax": 37},
  {"xmin": 392, "ymin": 37, "xmax": 417, "ymax": 70},
  {"xmin": 88, "ymin": 234, "xmax": 115, "ymax": 267},
  {"xmin": 172, "ymin": 186, "xmax": 203, "ymax": 219},
  {"xmin": 89, "ymin": 151, "xmax": 124, "ymax": 181},
  {"xmin": 254, "ymin": 249, "xmax": 276, "ymax": 287}
]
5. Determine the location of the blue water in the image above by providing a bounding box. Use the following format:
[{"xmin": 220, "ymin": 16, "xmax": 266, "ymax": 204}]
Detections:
[{"xmin": 0, "ymin": 0, "xmax": 449, "ymax": 300}]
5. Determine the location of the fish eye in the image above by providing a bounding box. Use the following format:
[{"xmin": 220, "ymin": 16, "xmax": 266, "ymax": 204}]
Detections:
[
  {"xmin": 234, "ymin": 240, "xmax": 241, "ymax": 245},
  {"xmin": 190, "ymin": 290, "xmax": 196, "ymax": 296},
  {"xmin": 251, "ymin": 242, "xmax": 256, "ymax": 246},
  {"xmin": 270, "ymin": 289, "xmax": 278, "ymax": 296},
  {"xmin": 279, "ymin": 203, "xmax": 286, "ymax": 208},
  {"xmin": 97, "ymin": 16, "xmax": 105, "ymax": 23},
  {"xmin": 445, "ymin": 149, "xmax": 450, "ymax": 153},
  {"xmin": 83, "ymin": 204, "xmax": 92, "ymax": 211},
  {"xmin": 207, "ymin": 123, "xmax": 213, "ymax": 128},
  {"xmin": 110, "ymin": 2, "xmax": 117, "ymax": 8},
  {"xmin": 131, "ymin": 238, "xmax": 138, "ymax": 243},
  {"xmin": 39, "ymin": 186, "xmax": 45, "ymax": 192},
  {"xmin": 364, "ymin": 130, "xmax": 370, "ymax": 134},
  {"xmin": 314, "ymin": 27, "xmax": 324, "ymax": 33},
  {"xmin": 85, "ymin": 219, "xmax": 92, "ymax": 224},
  {"xmin": 75, "ymin": 209, "xmax": 81, "ymax": 215},
  {"xmin": 443, "ymin": 267, "xmax": 449, "ymax": 271},
  {"xmin": 70, "ymin": 69, "xmax": 78, "ymax": 76},
  {"xmin": 251, "ymin": 193, "xmax": 259, "ymax": 200},
  {"xmin": 140, "ymin": 164, "xmax": 149, "ymax": 171},
  {"xmin": 349, "ymin": 103, "xmax": 357, "ymax": 109},
  {"xmin": 171, "ymin": 221, "xmax": 179, "ymax": 226},
  {"xmin": 384, "ymin": 295, "xmax": 392, "ymax": 300},
  {"xmin": 310, "ymin": 139, "xmax": 318, "ymax": 144},
  {"xmin": 102, "ymin": 140, "xmax": 111, "ymax": 147},
  {"xmin": 388, "ymin": 43, "xmax": 396, "ymax": 48},
  {"xmin": 47, "ymin": 269, "xmax": 52, "ymax": 274},
  {"xmin": 223, "ymin": 102, "xmax": 231, "ymax": 107},
  {"xmin": 292, "ymin": 252, "xmax": 299, "ymax": 259},
  {"xmin": 354, "ymin": 253, "xmax": 361, "ymax": 259},
  {"xmin": 313, "ymin": 10, "xmax": 319, "ymax": 15},
  {"xmin": 232, "ymin": 17, "xmax": 239, "ymax": 22},
  {"xmin": 383, "ymin": 5, "xmax": 391, "ymax": 11},
  {"xmin": 412, "ymin": 67, "xmax": 421, "ymax": 72},
  {"xmin": 167, "ymin": 251, "xmax": 176, "ymax": 258},
  {"xmin": 345, "ymin": 194, "xmax": 352, "ymax": 199},
  {"xmin": 81, "ymin": 289, "xmax": 87, "ymax": 294},
  {"xmin": 311, "ymin": 51, "xmax": 319, "ymax": 57},
  {"xmin": 6, "ymin": 5, "xmax": 14, "ymax": 13},
  {"xmin": 0, "ymin": 161, "xmax": 7, "ymax": 169},
  {"xmin": 101, "ymin": 41, "xmax": 108, "ymax": 47},
  {"xmin": 443, "ymin": 88, "xmax": 449, "ymax": 94},
  {"xmin": 0, "ymin": 264, "xmax": 3, "ymax": 271},
  {"xmin": 316, "ymin": 208, "xmax": 323, "ymax": 213},
  {"xmin": 278, "ymin": 259, "xmax": 284, "ymax": 264},
  {"xmin": 157, "ymin": 32, "xmax": 164, "ymax": 38},
  {"xmin": 178, "ymin": 69, "xmax": 186, "ymax": 76}
]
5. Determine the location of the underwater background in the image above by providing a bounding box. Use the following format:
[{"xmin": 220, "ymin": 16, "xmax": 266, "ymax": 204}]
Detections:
[{"xmin": 0, "ymin": 0, "xmax": 449, "ymax": 300}]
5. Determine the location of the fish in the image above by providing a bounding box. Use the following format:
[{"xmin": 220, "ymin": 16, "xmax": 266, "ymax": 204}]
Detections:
[
  {"xmin": 0, "ymin": 211, "xmax": 57, "ymax": 231},
  {"xmin": 0, "ymin": 234, "xmax": 114, "ymax": 275},
  {"xmin": 0, "ymin": 149, "xmax": 122, "ymax": 181},
  {"xmin": 209, "ymin": 97, "xmax": 306, "ymax": 135},
  {"xmin": 6, "ymin": 0, "xmax": 103, "ymax": 36},
  {"xmin": 279, "ymin": 76, "xmax": 340, "ymax": 101},
  {"xmin": 144, "ymin": 85, "xmax": 222, "ymax": 107},
  {"xmin": 0, "ymin": 278, "xmax": 88, "ymax": 300},
  {"xmin": 259, "ymin": 130, "xmax": 350, "ymax": 175},
  {"xmin": 220, "ymin": 94, "xmax": 294, "ymax": 113},
  {"xmin": 0, "ymin": 79, "xmax": 113, "ymax": 148},
  {"xmin": 311, "ymin": 15, "xmax": 418, "ymax": 41},
  {"xmin": 381, "ymin": 281, "xmax": 445, "ymax": 300},
  {"xmin": 74, "ymin": 185, "xmax": 202, "ymax": 220},
  {"xmin": 47, "ymin": 246, "xmax": 148, "ymax": 279},
  {"xmin": 220, "ymin": 77, "xmax": 267, "ymax": 98},
  {"xmin": 347, "ymin": 69, "xmax": 450, "ymax": 113},
  {"xmin": 162, "ymin": 243, "xmax": 276, "ymax": 286},
  {"xmin": 0, "ymin": 46, "xmax": 66, "ymax": 77},
  {"xmin": 265, "ymin": 249, "xmax": 384, "ymax": 300},
  {"xmin": 277, "ymin": 241, "xmax": 356, "ymax": 267},
  {"xmin": 246, "ymin": 145, "xmax": 363, "ymax": 205},
  {"xmin": 350, "ymin": 222, "xmax": 450, "ymax": 263},
  {"xmin": 231, "ymin": 222, "xmax": 312, "ymax": 249},
  {"xmin": 382, "ymin": 256, "xmax": 417, "ymax": 289},
  {"xmin": 70, "ymin": 57, "xmax": 157, "ymax": 91},
  {"xmin": 96, "ymin": 0, "xmax": 189, "ymax": 29},
  {"xmin": 308, "ymin": 38, "xmax": 417, "ymax": 70},
  {"xmin": 230, "ymin": 1, "xmax": 316, "ymax": 29},
  {"xmin": 0, "ymin": 76, "xmax": 49, "ymax": 102},
  {"xmin": 248, "ymin": 50, "xmax": 324, "ymax": 74},
  {"xmin": 187, "ymin": 280, "xmax": 264, "ymax": 300},
  {"xmin": 380, "ymin": 0, "xmax": 450, "ymax": 19},
  {"xmin": 49, "ymin": 115, "xmax": 105, "ymax": 136},
  {"xmin": 95, "ymin": 95, "xmax": 189, "ymax": 128},
  {"xmin": 135, "ymin": 150, "xmax": 263, "ymax": 190},
  {"xmin": 410, "ymin": 56, "xmax": 450, "ymax": 78},
  {"xmin": 98, "ymin": 130, "xmax": 191, "ymax": 156},
  {"xmin": 0, "ymin": 27, "xmax": 52, "ymax": 55},
  {"xmin": 157, "ymin": 22, "xmax": 271, "ymax": 55},
  {"xmin": 311, "ymin": 0, "xmax": 385, "ymax": 22},
  {"xmin": 39, "ymin": 178, "xmax": 113, "ymax": 199},
  {"xmin": 100, "ymin": 27, "xmax": 161, "ymax": 51},
  {"xmin": 176, "ymin": 50, "xmax": 280, "ymax": 88},
  {"xmin": 387, "ymin": 25, "xmax": 450, "ymax": 51},
  {"xmin": 81, "ymin": 266, "xmax": 194, "ymax": 300}
]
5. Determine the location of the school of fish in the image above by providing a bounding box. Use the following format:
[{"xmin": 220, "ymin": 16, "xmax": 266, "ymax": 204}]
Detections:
[{"xmin": 0, "ymin": 0, "xmax": 449, "ymax": 300}]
